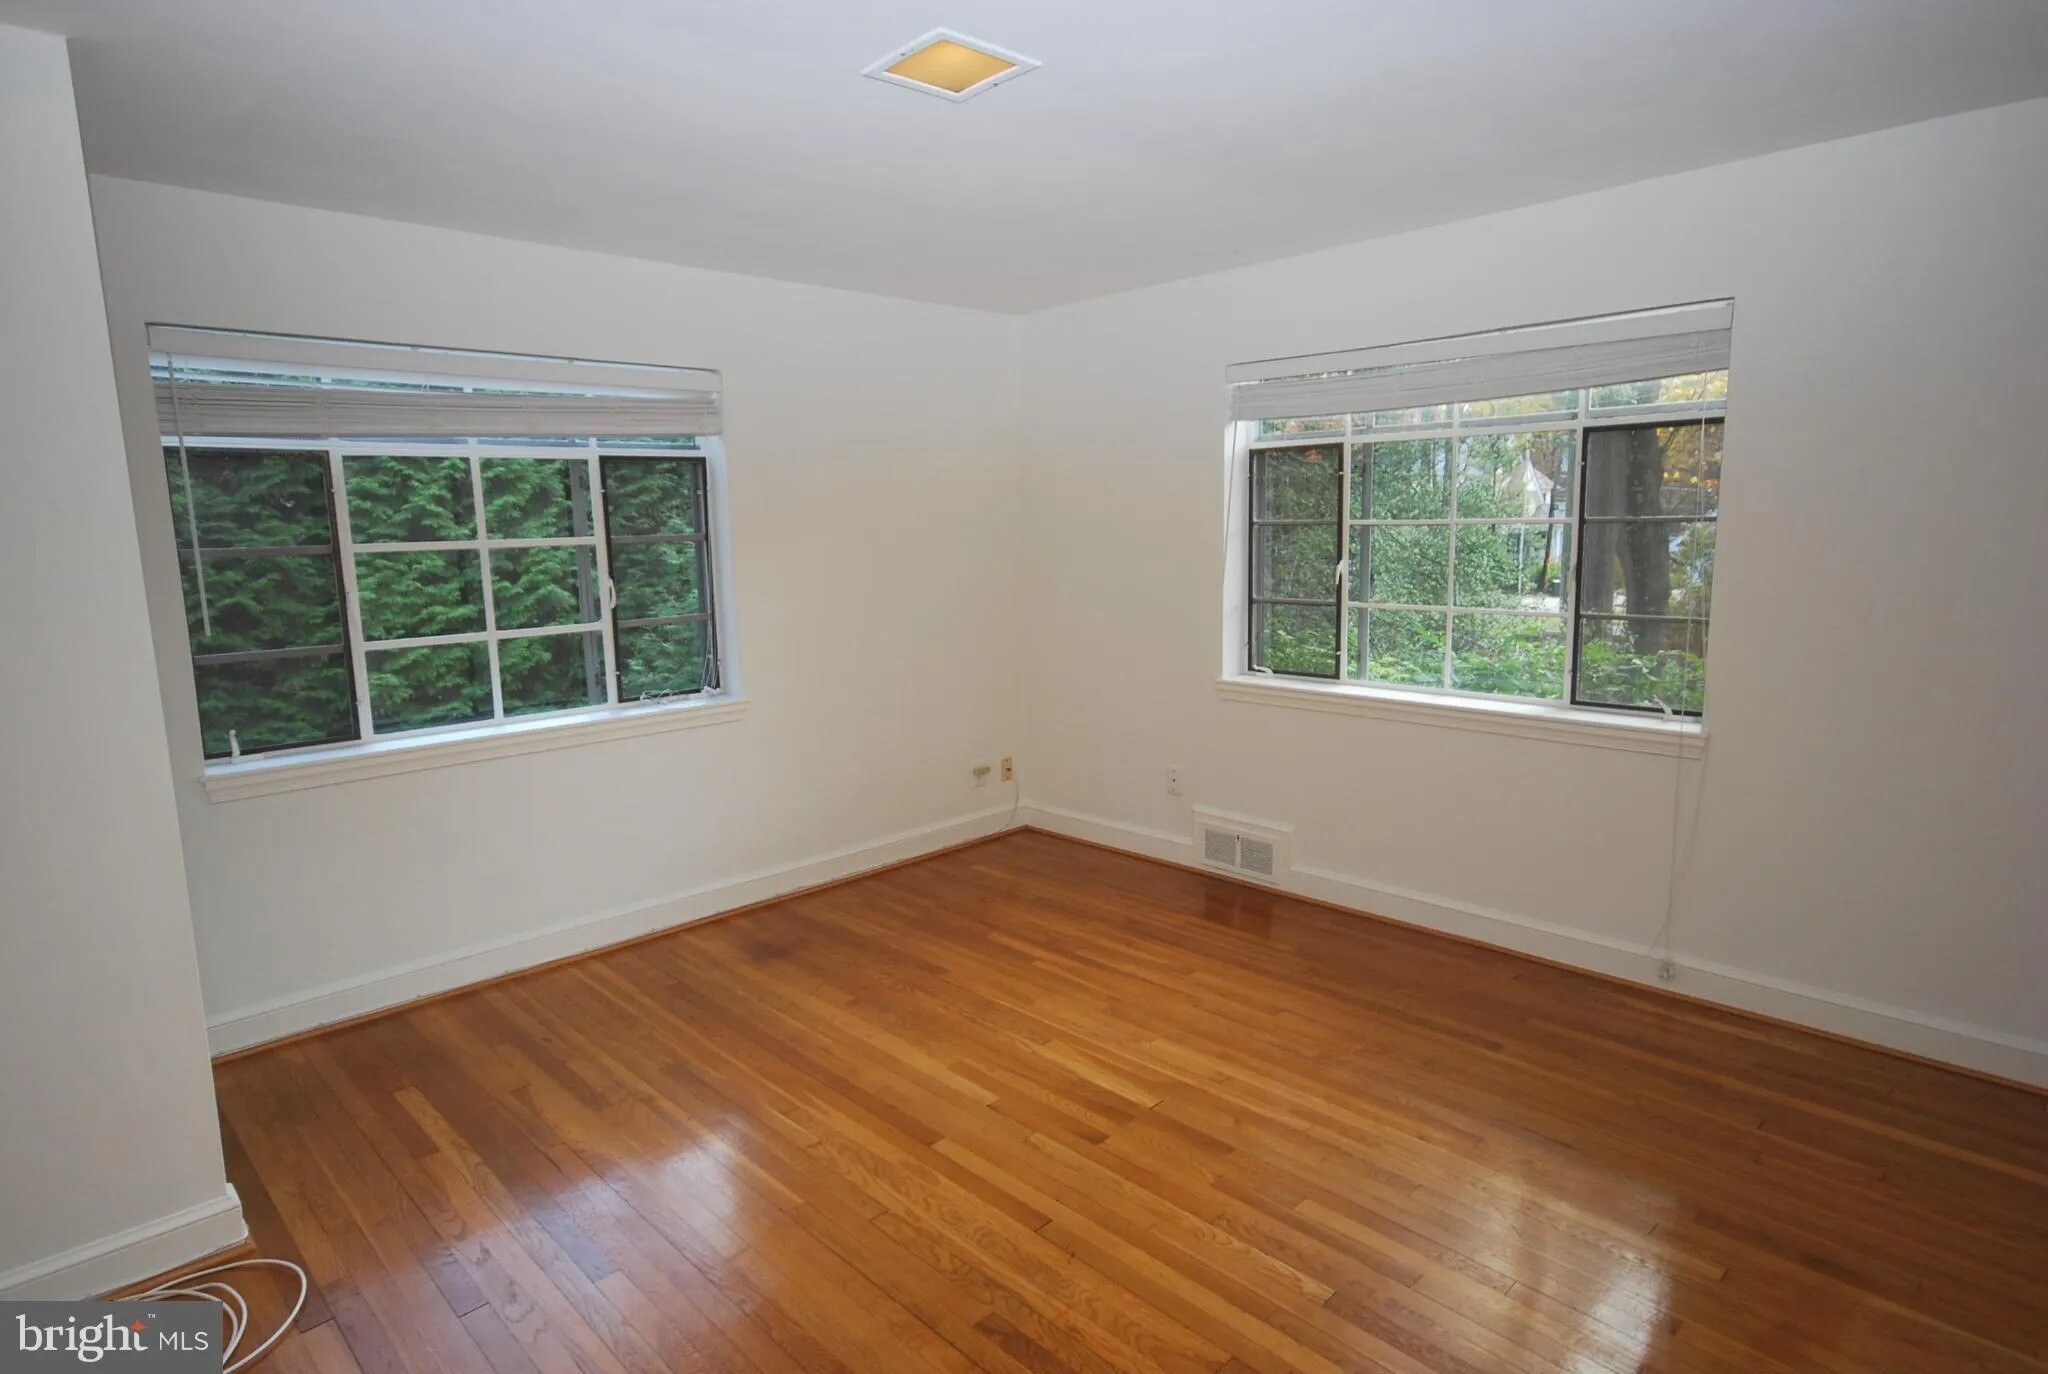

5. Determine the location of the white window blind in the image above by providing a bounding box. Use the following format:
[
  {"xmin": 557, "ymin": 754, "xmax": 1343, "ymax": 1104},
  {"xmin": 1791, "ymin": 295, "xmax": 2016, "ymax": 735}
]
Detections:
[
  {"xmin": 1226, "ymin": 301, "xmax": 1732, "ymax": 423},
  {"xmin": 150, "ymin": 326, "xmax": 722, "ymax": 439}
]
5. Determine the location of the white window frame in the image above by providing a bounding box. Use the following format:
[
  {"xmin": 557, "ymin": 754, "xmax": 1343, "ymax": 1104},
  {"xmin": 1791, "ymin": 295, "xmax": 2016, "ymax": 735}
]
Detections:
[
  {"xmin": 327, "ymin": 440, "xmax": 618, "ymax": 736},
  {"xmin": 173, "ymin": 434, "xmax": 745, "ymax": 800},
  {"xmin": 1221, "ymin": 389, "xmax": 1722, "ymax": 757}
]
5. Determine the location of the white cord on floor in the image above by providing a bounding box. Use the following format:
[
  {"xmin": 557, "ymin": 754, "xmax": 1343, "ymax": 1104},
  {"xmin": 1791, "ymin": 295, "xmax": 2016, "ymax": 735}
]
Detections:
[{"xmin": 129, "ymin": 1257, "xmax": 309, "ymax": 1373}]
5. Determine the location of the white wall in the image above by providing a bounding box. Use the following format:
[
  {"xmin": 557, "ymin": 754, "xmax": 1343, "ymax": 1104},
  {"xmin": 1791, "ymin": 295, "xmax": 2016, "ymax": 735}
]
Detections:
[
  {"xmin": 0, "ymin": 28, "xmax": 242, "ymax": 1297},
  {"xmin": 1015, "ymin": 98, "xmax": 2048, "ymax": 1082},
  {"xmin": 83, "ymin": 100, "xmax": 2048, "ymax": 1086},
  {"xmin": 90, "ymin": 177, "xmax": 1028, "ymax": 1050}
]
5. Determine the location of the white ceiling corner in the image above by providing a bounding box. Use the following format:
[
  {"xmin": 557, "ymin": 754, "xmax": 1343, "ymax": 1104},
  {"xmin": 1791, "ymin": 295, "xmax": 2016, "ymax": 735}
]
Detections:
[{"xmin": 6, "ymin": 0, "xmax": 2046, "ymax": 312}]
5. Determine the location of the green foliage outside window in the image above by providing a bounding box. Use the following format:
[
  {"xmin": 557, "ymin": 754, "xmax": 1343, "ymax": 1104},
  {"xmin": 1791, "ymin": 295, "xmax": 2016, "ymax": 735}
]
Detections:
[
  {"xmin": 165, "ymin": 448, "xmax": 355, "ymax": 757},
  {"xmin": 165, "ymin": 444, "xmax": 712, "ymax": 758},
  {"xmin": 601, "ymin": 456, "xmax": 713, "ymax": 700},
  {"xmin": 1250, "ymin": 377, "xmax": 1722, "ymax": 713},
  {"xmin": 1255, "ymin": 604, "xmax": 1339, "ymax": 678}
]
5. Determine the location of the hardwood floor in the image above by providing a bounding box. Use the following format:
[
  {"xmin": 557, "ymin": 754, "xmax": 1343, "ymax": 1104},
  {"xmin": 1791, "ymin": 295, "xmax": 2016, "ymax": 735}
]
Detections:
[{"xmin": 213, "ymin": 830, "xmax": 2048, "ymax": 1374}]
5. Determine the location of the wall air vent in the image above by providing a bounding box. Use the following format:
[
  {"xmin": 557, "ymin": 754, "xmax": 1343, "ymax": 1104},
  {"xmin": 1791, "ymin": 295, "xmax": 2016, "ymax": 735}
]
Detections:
[
  {"xmin": 1238, "ymin": 835, "xmax": 1276, "ymax": 878},
  {"xmin": 1192, "ymin": 809, "xmax": 1290, "ymax": 883}
]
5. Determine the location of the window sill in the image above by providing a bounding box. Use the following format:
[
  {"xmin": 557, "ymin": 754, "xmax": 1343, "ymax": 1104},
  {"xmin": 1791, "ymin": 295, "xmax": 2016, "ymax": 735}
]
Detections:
[
  {"xmin": 1215, "ymin": 676, "xmax": 1704, "ymax": 758},
  {"xmin": 201, "ymin": 695, "xmax": 749, "ymax": 802}
]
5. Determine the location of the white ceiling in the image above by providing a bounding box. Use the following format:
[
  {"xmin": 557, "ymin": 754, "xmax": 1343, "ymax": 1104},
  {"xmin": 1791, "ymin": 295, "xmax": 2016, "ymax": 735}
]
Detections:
[{"xmin": 9, "ymin": 0, "xmax": 2048, "ymax": 312}]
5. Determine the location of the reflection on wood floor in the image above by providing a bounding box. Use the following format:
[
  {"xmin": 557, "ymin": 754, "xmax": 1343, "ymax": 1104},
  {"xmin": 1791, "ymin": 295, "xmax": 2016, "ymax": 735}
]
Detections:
[{"xmin": 207, "ymin": 830, "xmax": 2048, "ymax": 1373}]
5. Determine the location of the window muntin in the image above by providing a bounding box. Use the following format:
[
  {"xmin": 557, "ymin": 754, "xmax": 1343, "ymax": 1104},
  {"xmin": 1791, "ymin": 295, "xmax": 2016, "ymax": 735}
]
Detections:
[
  {"xmin": 1247, "ymin": 371, "xmax": 1724, "ymax": 715},
  {"xmin": 164, "ymin": 438, "xmax": 720, "ymax": 760}
]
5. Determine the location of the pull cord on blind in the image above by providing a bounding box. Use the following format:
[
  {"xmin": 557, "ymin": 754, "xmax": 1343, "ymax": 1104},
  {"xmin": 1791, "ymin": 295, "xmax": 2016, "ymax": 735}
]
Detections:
[
  {"xmin": 150, "ymin": 325, "xmax": 723, "ymax": 439},
  {"xmin": 1226, "ymin": 300, "xmax": 1732, "ymax": 423}
]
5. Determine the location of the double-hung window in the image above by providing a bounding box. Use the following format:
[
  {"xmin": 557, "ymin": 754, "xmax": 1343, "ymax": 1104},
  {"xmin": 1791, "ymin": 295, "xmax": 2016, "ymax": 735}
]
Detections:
[
  {"xmin": 1234, "ymin": 302, "xmax": 1729, "ymax": 716},
  {"xmin": 154, "ymin": 327, "xmax": 728, "ymax": 762}
]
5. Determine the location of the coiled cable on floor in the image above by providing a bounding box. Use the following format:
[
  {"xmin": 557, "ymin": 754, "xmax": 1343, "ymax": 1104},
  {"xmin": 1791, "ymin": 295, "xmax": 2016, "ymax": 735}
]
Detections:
[{"xmin": 128, "ymin": 1257, "xmax": 309, "ymax": 1373}]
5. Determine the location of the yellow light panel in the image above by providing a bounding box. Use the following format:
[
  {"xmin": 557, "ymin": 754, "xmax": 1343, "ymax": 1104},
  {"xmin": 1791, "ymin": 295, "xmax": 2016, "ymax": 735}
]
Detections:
[{"xmin": 885, "ymin": 38, "xmax": 1016, "ymax": 94}]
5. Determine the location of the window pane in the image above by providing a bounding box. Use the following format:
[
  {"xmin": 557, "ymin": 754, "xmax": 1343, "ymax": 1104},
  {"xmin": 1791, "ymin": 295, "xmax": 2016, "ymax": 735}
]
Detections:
[
  {"xmin": 1253, "ymin": 446, "xmax": 1341, "ymax": 520},
  {"xmin": 1579, "ymin": 520, "xmax": 1715, "ymax": 619},
  {"xmin": 1584, "ymin": 421, "xmax": 1722, "ymax": 518},
  {"xmin": 355, "ymin": 550, "xmax": 485, "ymax": 641},
  {"xmin": 344, "ymin": 455, "xmax": 476, "ymax": 543},
  {"xmin": 1354, "ymin": 608, "xmax": 1446, "ymax": 688},
  {"xmin": 1588, "ymin": 371, "xmax": 1727, "ymax": 410},
  {"xmin": 1450, "ymin": 614, "xmax": 1566, "ymax": 699},
  {"xmin": 1253, "ymin": 525, "xmax": 1337, "ymax": 602},
  {"xmin": 1455, "ymin": 431, "xmax": 1575, "ymax": 519},
  {"xmin": 178, "ymin": 553, "xmax": 346, "ymax": 654},
  {"xmin": 1577, "ymin": 615, "xmax": 1708, "ymax": 713},
  {"xmin": 191, "ymin": 654, "xmax": 356, "ymax": 760},
  {"xmin": 611, "ymin": 541, "xmax": 706, "ymax": 621},
  {"xmin": 366, "ymin": 643, "xmax": 493, "ymax": 733},
  {"xmin": 491, "ymin": 546, "xmax": 602, "ymax": 630},
  {"xmin": 1456, "ymin": 390, "xmax": 1579, "ymax": 422},
  {"xmin": 162, "ymin": 446, "xmax": 358, "ymax": 758},
  {"xmin": 164, "ymin": 447, "xmax": 334, "ymax": 548},
  {"xmin": 1257, "ymin": 415, "xmax": 1344, "ymax": 439},
  {"xmin": 1251, "ymin": 602, "xmax": 1338, "ymax": 679},
  {"xmin": 1351, "ymin": 523, "xmax": 1448, "ymax": 606},
  {"xmin": 618, "ymin": 621, "xmax": 709, "ymax": 699},
  {"xmin": 1453, "ymin": 523, "xmax": 1570, "ymax": 610},
  {"xmin": 602, "ymin": 457, "xmax": 702, "ymax": 536},
  {"xmin": 1355, "ymin": 439, "xmax": 1450, "ymax": 519},
  {"xmin": 482, "ymin": 458, "xmax": 591, "ymax": 539},
  {"xmin": 499, "ymin": 632, "xmax": 607, "ymax": 716}
]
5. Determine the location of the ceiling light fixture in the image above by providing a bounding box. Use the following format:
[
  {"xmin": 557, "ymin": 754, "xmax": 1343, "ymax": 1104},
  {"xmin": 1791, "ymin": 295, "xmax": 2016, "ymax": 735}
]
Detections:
[{"xmin": 863, "ymin": 29, "xmax": 1039, "ymax": 103}]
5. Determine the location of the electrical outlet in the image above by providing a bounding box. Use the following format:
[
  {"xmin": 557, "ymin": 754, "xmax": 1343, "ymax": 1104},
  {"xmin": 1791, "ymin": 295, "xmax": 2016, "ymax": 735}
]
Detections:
[
  {"xmin": 1167, "ymin": 766, "xmax": 1182, "ymax": 796},
  {"xmin": 1000, "ymin": 757, "xmax": 1014, "ymax": 782}
]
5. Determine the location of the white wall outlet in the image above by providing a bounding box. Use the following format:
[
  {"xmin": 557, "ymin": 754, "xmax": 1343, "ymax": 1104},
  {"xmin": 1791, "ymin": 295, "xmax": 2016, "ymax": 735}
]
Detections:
[{"xmin": 1167, "ymin": 766, "xmax": 1182, "ymax": 796}]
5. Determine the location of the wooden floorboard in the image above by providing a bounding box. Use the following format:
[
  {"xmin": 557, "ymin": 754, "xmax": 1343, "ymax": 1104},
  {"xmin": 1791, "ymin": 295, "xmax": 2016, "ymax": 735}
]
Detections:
[{"xmin": 215, "ymin": 830, "xmax": 2048, "ymax": 1374}]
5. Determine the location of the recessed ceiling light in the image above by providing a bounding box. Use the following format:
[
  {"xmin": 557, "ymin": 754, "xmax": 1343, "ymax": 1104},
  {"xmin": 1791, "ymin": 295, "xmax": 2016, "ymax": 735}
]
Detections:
[{"xmin": 863, "ymin": 29, "xmax": 1039, "ymax": 103}]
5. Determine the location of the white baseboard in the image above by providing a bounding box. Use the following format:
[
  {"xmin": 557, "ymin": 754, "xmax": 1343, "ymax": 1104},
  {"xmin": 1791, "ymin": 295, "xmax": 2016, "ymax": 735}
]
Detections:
[
  {"xmin": 207, "ymin": 803, "xmax": 1022, "ymax": 1056},
  {"xmin": 1020, "ymin": 802, "xmax": 2048, "ymax": 1088},
  {"xmin": 0, "ymin": 1187, "xmax": 246, "ymax": 1300}
]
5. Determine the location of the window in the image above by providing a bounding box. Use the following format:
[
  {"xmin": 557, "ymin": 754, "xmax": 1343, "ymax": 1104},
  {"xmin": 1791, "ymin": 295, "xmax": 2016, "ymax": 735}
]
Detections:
[
  {"xmin": 601, "ymin": 454, "xmax": 718, "ymax": 701},
  {"xmin": 164, "ymin": 447, "xmax": 356, "ymax": 758},
  {"xmin": 154, "ymin": 328, "xmax": 727, "ymax": 762},
  {"xmin": 167, "ymin": 441, "xmax": 720, "ymax": 758},
  {"xmin": 1234, "ymin": 303, "xmax": 1729, "ymax": 715}
]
